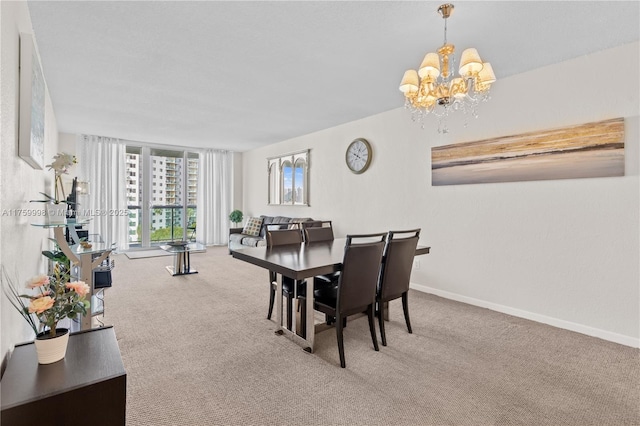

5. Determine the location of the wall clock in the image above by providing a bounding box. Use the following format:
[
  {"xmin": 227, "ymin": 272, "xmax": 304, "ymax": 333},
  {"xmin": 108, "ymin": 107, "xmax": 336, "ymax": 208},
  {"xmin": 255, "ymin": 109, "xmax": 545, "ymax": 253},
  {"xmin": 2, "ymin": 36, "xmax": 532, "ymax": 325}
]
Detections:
[{"xmin": 345, "ymin": 138, "xmax": 372, "ymax": 174}]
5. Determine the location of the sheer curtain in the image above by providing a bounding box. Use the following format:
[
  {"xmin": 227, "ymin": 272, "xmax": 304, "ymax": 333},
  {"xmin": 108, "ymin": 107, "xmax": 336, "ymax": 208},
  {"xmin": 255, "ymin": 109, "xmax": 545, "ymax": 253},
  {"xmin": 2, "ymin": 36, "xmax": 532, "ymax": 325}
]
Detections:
[
  {"xmin": 196, "ymin": 150, "xmax": 232, "ymax": 245},
  {"xmin": 76, "ymin": 135, "xmax": 129, "ymax": 251}
]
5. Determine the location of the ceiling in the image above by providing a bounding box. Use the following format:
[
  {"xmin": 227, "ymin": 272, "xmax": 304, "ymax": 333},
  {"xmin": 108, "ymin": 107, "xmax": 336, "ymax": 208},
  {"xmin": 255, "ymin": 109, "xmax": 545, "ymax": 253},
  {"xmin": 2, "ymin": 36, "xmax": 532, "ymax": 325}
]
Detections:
[{"xmin": 27, "ymin": 1, "xmax": 639, "ymax": 152}]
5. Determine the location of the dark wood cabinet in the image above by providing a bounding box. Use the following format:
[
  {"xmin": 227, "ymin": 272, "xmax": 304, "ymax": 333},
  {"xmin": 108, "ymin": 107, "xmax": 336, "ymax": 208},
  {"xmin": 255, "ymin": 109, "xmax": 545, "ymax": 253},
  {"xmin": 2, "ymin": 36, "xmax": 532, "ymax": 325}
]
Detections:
[{"xmin": 1, "ymin": 326, "xmax": 126, "ymax": 426}]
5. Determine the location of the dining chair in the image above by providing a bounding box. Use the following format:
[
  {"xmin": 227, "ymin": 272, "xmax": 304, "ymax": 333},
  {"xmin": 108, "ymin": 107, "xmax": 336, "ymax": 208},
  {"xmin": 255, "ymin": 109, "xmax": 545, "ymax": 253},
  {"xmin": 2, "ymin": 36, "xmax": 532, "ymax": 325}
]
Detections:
[
  {"xmin": 376, "ymin": 229, "xmax": 421, "ymax": 346},
  {"xmin": 266, "ymin": 225, "xmax": 305, "ymax": 330},
  {"xmin": 313, "ymin": 233, "xmax": 386, "ymax": 368},
  {"xmin": 302, "ymin": 220, "xmax": 334, "ymax": 243},
  {"xmin": 301, "ymin": 220, "xmax": 341, "ymax": 324}
]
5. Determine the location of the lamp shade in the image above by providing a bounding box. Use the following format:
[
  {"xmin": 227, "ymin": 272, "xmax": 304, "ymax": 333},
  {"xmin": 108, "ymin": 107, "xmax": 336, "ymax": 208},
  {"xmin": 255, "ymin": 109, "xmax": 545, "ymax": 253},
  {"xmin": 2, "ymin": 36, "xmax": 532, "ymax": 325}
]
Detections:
[
  {"xmin": 77, "ymin": 181, "xmax": 90, "ymax": 195},
  {"xmin": 418, "ymin": 52, "xmax": 441, "ymax": 79},
  {"xmin": 399, "ymin": 70, "xmax": 419, "ymax": 93},
  {"xmin": 459, "ymin": 48, "xmax": 483, "ymax": 77},
  {"xmin": 477, "ymin": 62, "xmax": 496, "ymax": 84}
]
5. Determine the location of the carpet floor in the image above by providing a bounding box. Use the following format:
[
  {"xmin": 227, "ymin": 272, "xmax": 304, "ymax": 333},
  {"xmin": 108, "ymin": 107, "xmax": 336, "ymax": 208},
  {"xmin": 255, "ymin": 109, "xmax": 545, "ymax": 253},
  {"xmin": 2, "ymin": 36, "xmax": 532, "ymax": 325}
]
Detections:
[{"xmin": 103, "ymin": 247, "xmax": 640, "ymax": 426}]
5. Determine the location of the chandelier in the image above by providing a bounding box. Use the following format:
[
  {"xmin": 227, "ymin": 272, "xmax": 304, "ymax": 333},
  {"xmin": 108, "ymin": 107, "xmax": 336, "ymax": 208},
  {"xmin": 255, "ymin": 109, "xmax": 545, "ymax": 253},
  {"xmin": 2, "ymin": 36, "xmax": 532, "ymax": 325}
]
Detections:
[{"xmin": 399, "ymin": 3, "xmax": 496, "ymax": 133}]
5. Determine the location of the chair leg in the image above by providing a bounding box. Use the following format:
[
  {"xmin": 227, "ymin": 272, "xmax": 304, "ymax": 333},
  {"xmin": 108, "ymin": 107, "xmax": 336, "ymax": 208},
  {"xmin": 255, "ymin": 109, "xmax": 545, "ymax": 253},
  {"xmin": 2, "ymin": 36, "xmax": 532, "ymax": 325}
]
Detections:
[
  {"xmin": 368, "ymin": 304, "xmax": 379, "ymax": 352},
  {"xmin": 267, "ymin": 284, "xmax": 275, "ymax": 320},
  {"xmin": 402, "ymin": 292, "xmax": 412, "ymax": 334},
  {"xmin": 336, "ymin": 314, "xmax": 346, "ymax": 368},
  {"xmin": 378, "ymin": 300, "xmax": 387, "ymax": 346},
  {"xmin": 286, "ymin": 294, "xmax": 293, "ymax": 330}
]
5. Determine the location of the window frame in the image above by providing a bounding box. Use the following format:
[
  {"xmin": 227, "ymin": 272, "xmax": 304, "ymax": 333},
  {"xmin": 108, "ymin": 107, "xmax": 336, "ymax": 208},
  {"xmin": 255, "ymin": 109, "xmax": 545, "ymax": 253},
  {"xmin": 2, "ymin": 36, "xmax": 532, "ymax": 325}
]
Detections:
[{"xmin": 267, "ymin": 149, "xmax": 309, "ymax": 206}]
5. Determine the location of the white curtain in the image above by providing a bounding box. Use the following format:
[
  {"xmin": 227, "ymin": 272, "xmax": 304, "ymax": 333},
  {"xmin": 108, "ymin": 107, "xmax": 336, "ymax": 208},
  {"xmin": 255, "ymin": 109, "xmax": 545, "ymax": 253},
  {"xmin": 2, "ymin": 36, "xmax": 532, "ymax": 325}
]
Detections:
[
  {"xmin": 76, "ymin": 135, "xmax": 129, "ymax": 251},
  {"xmin": 196, "ymin": 150, "xmax": 232, "ymax": 245}
]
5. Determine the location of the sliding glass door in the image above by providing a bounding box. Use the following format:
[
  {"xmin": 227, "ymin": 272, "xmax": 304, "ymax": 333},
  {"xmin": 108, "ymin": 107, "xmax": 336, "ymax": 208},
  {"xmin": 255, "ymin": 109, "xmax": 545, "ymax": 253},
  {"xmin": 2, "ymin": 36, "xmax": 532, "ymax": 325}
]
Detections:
[{"xmin": 126, "ymin": 146, "xmax": 198, "ymax": 248}]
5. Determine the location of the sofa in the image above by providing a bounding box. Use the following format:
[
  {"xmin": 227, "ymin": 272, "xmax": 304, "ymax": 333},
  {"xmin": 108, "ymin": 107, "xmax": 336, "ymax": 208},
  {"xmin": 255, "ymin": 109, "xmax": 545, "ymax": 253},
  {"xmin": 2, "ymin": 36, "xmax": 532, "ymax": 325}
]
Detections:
[{"xmin": 228, "ymin": 215, "xmax": 314, "ymax": 252}]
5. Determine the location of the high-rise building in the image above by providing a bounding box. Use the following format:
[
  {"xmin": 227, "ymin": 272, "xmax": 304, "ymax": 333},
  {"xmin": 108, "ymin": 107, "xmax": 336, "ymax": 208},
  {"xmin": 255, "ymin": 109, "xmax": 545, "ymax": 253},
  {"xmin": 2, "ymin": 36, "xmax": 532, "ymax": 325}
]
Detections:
[{"xmin": 125, "ymin": 152, "xmax": 198, "ymax": 244}]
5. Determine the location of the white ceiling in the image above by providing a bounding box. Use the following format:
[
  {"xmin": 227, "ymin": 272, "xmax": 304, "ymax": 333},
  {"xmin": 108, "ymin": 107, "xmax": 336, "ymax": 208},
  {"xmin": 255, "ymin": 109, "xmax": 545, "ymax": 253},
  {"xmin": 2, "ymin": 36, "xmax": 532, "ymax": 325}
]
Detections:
[{"xmin": 27, "ymin": 1, "xmax": 639, "ymax": 152}]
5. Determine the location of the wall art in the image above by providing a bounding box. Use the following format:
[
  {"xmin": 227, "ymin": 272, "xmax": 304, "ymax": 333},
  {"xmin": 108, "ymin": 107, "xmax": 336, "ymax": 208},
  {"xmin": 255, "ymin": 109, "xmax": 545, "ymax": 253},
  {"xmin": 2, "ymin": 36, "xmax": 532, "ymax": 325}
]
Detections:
[
  {"xmin": 18, "ymin": 33, "xmax": 45, "ymax": 169},
  {"xmin": 431, "ymin": 118, "xmax": 624, "ymax": 186}
]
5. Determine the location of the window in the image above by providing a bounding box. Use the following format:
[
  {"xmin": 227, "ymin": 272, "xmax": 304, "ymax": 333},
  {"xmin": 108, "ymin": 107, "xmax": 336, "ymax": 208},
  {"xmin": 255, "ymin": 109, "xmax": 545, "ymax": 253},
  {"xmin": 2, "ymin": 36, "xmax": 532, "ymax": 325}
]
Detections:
[
  {"xmin": 126, "ymin": 145, "xmax": 199, "ymax": 247},
  {"xmin": 268, "ymin": 150, "xmax": 309, "ymax": 206}
]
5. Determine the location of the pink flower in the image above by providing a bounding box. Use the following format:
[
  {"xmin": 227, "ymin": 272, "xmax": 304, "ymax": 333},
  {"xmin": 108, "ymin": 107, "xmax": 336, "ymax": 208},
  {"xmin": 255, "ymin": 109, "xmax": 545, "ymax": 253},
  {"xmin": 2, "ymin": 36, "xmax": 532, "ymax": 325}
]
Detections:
[
  {"xmin": 29, "ymin": 296, "xmax": 54, "ymax": 314},
  {"xmin": 66, "ymin": 281, "xmax": 89, "ymax": 298},
  {"xmin": 26, "ymin": 275, "xmax": 50, "ymax": 289}
]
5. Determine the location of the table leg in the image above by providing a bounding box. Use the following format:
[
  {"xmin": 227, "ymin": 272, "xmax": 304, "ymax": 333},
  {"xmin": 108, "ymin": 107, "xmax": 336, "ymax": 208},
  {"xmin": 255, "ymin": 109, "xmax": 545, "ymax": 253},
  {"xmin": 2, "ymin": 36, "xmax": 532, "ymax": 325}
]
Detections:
[
  {"xmin": 305, "ymin": 279, "xmax": 314, "ymax": 352},
  {"xmin": 275, "ymin": 274, "xmax": 284, "ymax": 336},
  {"xmin": 273, "ymin": 274, "xmax": 314, "ymax": 353}
]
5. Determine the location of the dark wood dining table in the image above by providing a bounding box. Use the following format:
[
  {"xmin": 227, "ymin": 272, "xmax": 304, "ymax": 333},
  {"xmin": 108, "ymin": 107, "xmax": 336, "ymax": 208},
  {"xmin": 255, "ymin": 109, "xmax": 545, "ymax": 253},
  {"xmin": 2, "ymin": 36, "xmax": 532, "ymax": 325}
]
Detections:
[{"xmin": 232, "ymin": 238, "xmax": 430, "ymax": 352}]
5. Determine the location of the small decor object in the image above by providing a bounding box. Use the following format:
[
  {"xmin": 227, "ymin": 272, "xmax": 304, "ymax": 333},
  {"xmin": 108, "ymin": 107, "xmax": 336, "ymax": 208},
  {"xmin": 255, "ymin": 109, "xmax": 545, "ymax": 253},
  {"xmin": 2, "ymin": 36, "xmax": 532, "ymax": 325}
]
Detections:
[
  {"xmin": 345, "ymin": 138, "xmax": 372, "ymax": 174},
  {"xmin": 18, "ymin": 33, "xmax": 45, "ymax": 169},
  {"xmin": 30, "ymin": 152, "xmax": 77, "ymax": 224},
  {"xmin": 229, "ymin": 209, "xmax": 243, "ymax": 227},
  {"xmin": 1, "ymin": 266, "xmax": 90, "ymax": 364},
  {"xmin": 33, "ymin": 328, "xmax": 70, "ymax": 364},
  {"xmin": 431, "ymin": 118, "xmax": 625, "ymax": 185},
  {"xmin": 242, "ymin": 217, "xmax": 264, "ymax": 237},
  {"xmin": 399, "ymin": 4, "xmax": 496, "ymax": 133}
]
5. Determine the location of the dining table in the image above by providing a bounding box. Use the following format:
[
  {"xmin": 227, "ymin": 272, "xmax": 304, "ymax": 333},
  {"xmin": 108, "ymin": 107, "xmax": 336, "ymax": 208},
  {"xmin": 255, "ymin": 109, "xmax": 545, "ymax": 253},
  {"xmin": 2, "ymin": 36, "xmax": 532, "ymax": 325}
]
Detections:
[{"xmin": 232, "ymin": 238, "xmax": 430, "ymax": 353}]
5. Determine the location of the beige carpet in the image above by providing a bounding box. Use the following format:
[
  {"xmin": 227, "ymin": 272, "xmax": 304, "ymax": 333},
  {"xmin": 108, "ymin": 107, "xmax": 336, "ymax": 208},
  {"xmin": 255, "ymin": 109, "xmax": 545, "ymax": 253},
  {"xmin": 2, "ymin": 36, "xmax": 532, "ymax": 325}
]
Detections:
[{"xmin": 103, "ymin": 247, "xmax": 640, "ymax": 426}]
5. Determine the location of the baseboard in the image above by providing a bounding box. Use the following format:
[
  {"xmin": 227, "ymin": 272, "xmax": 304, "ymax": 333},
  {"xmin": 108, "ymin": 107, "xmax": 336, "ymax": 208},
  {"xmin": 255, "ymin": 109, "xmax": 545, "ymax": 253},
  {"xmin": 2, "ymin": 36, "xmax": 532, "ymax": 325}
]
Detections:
[{"xmin": 410, "ymin": 283, "xmax": 640, "ymax": 348}]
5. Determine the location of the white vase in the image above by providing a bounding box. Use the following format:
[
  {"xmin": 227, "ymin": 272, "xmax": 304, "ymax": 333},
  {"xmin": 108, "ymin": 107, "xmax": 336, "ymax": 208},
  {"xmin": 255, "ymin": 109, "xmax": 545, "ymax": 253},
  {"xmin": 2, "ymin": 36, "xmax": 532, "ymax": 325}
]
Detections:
[
  {"xmin": 34, "ymin": 328, "xmax": 69, "ymax": 364},
  {"xmin": 45, "ymin": 203, "xmax": 67, "ymax": 224}
]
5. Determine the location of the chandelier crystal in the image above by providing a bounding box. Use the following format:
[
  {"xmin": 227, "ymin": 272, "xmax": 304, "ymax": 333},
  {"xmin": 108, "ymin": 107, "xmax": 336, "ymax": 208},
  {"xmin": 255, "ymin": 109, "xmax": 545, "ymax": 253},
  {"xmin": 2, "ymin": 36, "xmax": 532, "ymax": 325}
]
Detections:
[{"xmin": 399, "ymin": 3, "xmax": 496, "ymax": 133}]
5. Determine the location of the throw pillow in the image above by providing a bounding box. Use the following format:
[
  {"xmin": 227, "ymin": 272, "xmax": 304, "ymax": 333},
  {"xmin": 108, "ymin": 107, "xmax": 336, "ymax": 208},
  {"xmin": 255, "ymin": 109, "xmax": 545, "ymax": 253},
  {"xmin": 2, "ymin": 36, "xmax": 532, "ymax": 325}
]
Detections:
[{"xmin": 242, "ymin": 217, "xmax": 264, "ymax": 237}]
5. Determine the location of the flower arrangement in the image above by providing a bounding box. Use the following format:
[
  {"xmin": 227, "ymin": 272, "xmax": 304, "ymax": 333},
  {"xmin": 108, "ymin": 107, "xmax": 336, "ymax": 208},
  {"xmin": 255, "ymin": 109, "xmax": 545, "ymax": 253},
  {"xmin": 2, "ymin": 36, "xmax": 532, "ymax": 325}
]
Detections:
[
  {"xmin": 31, "ymin": 152, "xmax": 77, "ymax": 205},
  {"xmin": 47, "ymin": 152, "xmax": 77, "ymax": 204},
  {"xmin": 2, "ymin": 265, "xmax": 89, "ymax": 338}
]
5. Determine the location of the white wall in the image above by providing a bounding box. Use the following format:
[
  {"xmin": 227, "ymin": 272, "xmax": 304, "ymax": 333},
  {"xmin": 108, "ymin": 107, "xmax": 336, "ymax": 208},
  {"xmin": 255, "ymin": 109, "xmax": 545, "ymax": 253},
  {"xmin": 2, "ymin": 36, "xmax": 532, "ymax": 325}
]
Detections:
[
  {"xmin": 1, "ymin": 1, "xmax": 60, "ymax": 365},
  {"xmin": 242, "ymin": 42, "xmax": 640, "ymax": 347}
]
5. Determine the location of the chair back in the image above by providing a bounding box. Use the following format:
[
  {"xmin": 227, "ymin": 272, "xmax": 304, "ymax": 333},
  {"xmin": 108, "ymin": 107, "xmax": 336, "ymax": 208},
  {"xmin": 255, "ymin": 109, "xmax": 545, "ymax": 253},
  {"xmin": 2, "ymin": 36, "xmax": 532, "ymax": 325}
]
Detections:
[
  {"xmin": 378, "ymin": 229, "xmax": 421, "ymax": 301},
  {"xmin": 266, "ymin": 224, "xmax": 303, "ymax": 247},
  {"xmin": 302, "ymin": 220, "xmax": 334, "ymax": 242},
  {"xmin": 337, "ymin": 233, "xmax": 386, "ymax": 316}
]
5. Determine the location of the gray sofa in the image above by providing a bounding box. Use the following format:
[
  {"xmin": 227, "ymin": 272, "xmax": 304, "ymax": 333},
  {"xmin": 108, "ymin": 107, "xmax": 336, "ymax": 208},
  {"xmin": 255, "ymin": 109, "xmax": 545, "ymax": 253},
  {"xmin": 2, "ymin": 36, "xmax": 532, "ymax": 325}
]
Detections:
[{"xmin": 228, "ymin": 215, "xmax": 313, "ymax": 252}]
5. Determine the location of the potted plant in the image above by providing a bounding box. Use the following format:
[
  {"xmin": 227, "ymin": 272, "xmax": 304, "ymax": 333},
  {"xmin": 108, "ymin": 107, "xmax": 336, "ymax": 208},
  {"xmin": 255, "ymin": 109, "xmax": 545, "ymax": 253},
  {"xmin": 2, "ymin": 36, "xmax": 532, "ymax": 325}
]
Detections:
[
  {"xmin": 31, "ymin": 152, "xmax": 77, "ymax": 224},
  {"xmin": 1, "ymin": 264, "xmax": 90, "ymax": 364},
  {"xmin": 229, "ymin": 209, "xmax": 243, "ymax": 227}
]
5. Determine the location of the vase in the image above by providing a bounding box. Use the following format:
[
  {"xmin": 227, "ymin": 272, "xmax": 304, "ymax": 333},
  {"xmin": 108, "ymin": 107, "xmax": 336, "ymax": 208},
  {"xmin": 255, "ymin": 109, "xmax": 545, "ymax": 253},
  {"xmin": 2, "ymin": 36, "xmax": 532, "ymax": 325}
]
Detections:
[
  {"xmin": 45, "ymin": 203, "xmax": 67, "ymax": 225},
  {"xmin": 34, "ymin": 328, "xmax": 69, "ymax": 364}
]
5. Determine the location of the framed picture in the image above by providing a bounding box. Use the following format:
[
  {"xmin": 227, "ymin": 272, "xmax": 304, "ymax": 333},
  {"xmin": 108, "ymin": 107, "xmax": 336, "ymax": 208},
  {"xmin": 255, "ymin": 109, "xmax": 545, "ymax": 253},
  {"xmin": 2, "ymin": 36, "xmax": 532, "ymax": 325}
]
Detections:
[
  {"xmin": 431, "ymin": 118, "xmax": 625, "ymax": 186},
  {"xmin": 18, "ymin": 33, "xmax": 45, "ymax": 170}
]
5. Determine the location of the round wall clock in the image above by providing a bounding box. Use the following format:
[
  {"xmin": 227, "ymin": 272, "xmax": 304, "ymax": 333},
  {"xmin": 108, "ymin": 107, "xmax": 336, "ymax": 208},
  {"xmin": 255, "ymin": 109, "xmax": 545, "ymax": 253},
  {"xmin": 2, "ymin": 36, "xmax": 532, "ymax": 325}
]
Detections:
[{"xmin": 345, "ymin": 138, "xmax": 372, "ymax": 174}]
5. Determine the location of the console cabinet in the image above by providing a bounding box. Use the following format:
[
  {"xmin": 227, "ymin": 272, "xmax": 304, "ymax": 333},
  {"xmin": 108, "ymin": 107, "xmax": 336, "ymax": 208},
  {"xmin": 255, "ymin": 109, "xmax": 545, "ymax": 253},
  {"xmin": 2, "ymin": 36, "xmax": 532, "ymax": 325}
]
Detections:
[{"xmin": 1, "ymin": 327, "xmax": 126, "ymax": 426}]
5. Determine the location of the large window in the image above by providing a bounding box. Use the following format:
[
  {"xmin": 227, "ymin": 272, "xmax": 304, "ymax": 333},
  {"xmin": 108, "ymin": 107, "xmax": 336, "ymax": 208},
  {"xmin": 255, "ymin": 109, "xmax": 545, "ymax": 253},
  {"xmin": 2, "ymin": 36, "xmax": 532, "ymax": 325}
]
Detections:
[
  {"xmin": 268, "ymin": 150, "xmax": 309, "ymax": 206},
  {"xmin": 126, "ymin": 146, "xmax": 199, "ymax": 247}
]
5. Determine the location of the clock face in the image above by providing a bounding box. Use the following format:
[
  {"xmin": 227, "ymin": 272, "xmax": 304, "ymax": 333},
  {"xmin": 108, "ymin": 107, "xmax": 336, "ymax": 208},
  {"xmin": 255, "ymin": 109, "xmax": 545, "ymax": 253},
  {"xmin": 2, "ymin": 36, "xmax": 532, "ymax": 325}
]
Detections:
[{"xmin": 345, "ymin": 138, "xmax": 372, "ymax": 174}]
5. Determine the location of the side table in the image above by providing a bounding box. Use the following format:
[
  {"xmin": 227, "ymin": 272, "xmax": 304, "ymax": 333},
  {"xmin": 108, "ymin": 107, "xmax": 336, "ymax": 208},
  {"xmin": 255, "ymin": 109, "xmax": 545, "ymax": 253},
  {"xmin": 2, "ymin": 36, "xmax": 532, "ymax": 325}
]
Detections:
[
  {"xmin": 1, "ymin": 326, "xmax": 126, "ymax": 426},
  {"xmin": 159, "ymin": 241, "xmax": 205, "ymax": 276}
]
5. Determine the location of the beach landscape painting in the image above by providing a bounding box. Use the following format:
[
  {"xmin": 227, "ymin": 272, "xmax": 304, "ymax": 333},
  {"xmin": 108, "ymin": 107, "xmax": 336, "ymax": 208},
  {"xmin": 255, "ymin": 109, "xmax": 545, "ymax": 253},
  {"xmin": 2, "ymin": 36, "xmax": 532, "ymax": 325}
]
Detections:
[{"xmin": 431, "ymin": 118, "xmax": 625, "ymax": 186}]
